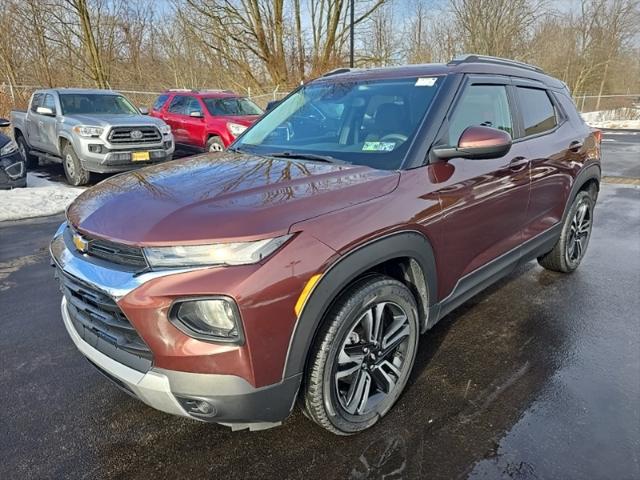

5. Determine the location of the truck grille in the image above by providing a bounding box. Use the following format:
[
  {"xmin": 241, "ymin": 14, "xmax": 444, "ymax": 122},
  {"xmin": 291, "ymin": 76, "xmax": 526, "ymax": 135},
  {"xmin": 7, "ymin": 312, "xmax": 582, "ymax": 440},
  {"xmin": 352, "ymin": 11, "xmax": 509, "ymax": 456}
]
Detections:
[
  {"xmin": 108, "ymin": 126, "xmax": 161, "ymax": 144},
  {"xmin": 87, "ymin": 238, "xmax": 148, "ymax": 269},
  {"xmin": 58, "ymin": 269, "xmax": 152, "ymax": 372}
]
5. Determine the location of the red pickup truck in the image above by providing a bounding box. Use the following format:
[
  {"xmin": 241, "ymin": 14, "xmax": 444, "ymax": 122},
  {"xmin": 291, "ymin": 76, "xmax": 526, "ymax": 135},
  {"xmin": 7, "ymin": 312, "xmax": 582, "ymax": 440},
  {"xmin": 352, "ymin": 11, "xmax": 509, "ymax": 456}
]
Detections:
[{"xmin": 151, "ymin": 90, "xmax": 263, "ymax": 152}]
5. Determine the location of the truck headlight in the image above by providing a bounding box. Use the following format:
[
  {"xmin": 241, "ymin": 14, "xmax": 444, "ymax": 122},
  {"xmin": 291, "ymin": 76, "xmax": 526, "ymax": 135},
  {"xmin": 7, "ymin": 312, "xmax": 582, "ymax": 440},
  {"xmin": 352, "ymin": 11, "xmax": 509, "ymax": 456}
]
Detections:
[
  {"xmin": 0, "ymin": 140, "xmax": 18, "ymax": 156},
  {"xmin": 170, "ymin": 297, "xmax": 242, "ymax": 342},
  {"xmin": 159, "ymin": 124, "xmax": 171, "ymax": 135},
  {"xmin": 143, "ymin": 235, "xmax": 292, "ymax": 268},
  {"xmin": 73, "ymin": 125, "xmax": 104, "ymax": 137},
  {"xmin": 227, "ymin": 122, "xmax": 247, "ymax": 137}
]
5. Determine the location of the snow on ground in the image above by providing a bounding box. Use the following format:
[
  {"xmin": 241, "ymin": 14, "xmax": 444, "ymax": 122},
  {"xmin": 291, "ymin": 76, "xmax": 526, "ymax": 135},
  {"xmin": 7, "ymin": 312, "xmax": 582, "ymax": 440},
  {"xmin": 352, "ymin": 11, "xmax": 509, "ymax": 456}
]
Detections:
[
  {"xmin": 581, "ymin": 108, "xmax": 640, "ymax": 130},
  {"xmin": 0, "ymin": 173, "xmax": 85, "ymax": 222}
]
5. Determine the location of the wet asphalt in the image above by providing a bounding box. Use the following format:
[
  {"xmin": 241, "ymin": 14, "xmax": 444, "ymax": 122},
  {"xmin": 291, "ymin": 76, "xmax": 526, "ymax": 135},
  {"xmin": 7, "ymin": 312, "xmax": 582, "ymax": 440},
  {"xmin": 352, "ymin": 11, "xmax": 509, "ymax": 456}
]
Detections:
[{"xmin": 0, "ymin": 134, "xmax": 639, "ymax": 479}]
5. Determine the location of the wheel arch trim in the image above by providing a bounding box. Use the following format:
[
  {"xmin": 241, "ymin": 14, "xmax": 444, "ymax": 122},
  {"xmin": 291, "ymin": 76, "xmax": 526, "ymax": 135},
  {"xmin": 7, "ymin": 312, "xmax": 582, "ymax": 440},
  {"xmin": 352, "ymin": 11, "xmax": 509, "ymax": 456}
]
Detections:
[
  {"xmin": 563, "ymin": 163, "xmax": 601, "ymax": 221},
  {"xmin": 282, "ymin": 230, "xmax": 438, "ymax": 379}
]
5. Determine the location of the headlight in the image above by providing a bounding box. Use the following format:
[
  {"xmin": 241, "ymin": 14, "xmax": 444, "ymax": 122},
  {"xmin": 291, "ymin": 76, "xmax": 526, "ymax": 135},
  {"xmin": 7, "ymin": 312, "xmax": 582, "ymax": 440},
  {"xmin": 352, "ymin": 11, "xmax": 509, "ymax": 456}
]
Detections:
[
  {"xmin": 73, "ymin": 125, "xmax": 104, "ymax": 137},
  {"xmin": 227, "ymin": 122, "xmax": 248, "ymax": 137},
  {"xmin": 0, "ymin": 140, "xmax": 18, "ymax": 156},
  {"xmin": 159, "ymin": 124, "xmax": 171, "ymax": 134},
  {"xmin": 143, "ymin": 234, "xmax": 292, "ymax": 268},
  {"xmin": 170, "ymin": 297, "xmax": 242, "ymax": 342}
]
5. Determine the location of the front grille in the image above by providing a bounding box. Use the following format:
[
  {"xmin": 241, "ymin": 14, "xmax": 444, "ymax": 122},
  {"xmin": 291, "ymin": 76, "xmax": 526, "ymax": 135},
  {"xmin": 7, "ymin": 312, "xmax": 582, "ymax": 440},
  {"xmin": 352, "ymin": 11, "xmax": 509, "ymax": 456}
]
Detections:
[
  {"xmin": 108, "ymin": 126, "xmax": 161, "ymax": 144},
  {"xmin": 87, "ymin": 237, "xmax": 148, "ymax": 269},
  {"xmin": 58, "ymin": 269, "xmax": 152, "ymax": 372}
]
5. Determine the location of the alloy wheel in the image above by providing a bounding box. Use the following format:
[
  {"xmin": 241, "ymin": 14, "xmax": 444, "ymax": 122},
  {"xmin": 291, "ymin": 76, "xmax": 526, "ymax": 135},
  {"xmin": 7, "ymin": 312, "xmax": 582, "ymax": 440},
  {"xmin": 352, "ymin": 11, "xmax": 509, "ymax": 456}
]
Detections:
[
  {"xmin": 333, "ymin": 301, "xmax": 412, "ymax": 416},
  {"xmin": 209, "ymin": 142, "xmax": 223, "ymax": 152},
  {"xmin": 566, "ymin": 200, "xmax": 591, "ymax": 264}
]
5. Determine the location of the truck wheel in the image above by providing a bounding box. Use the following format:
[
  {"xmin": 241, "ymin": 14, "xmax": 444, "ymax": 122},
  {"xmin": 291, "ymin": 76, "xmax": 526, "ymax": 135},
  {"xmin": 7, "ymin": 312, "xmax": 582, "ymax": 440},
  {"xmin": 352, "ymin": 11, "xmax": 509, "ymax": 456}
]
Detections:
[
  {"xmin": 62, "ymin": 144, "xmax": 91, "ymax": 186},
  {"xmin": 303, "ymin": 275, "xmax": 419, "ymax": 435},
  {"xmin": 206, "ymin": 136, "xmax": 225, "ymax": 152},
  {"xmin": 16, "ymin": 135, "xmax": 38, "ymax": 169},
  {"xmin": 538, "ymin": 190, "xmax": 594, "ymax": 273}
]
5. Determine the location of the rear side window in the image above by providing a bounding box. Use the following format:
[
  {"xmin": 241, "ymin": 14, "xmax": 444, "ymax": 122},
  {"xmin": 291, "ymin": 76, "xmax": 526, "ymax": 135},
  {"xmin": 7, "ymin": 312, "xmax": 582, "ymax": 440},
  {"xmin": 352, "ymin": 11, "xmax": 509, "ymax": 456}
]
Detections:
[
  {"xmin": 447, "ymin": 84, "xmax": 513, "ymax": 146},
  {"xmin": 168, "ymin": 96, "xmax": 188, "ymax": 114},
  {"xmin": 516, "ymin": 87, "xmax": 557, "ymax": 136},
  {"xmin": 153, "ymin": 94, "xmax": 169, "ymax": 111},
  {"xmin": 30, "ymin": 94, "xmax": 43, "ymax": 113}
]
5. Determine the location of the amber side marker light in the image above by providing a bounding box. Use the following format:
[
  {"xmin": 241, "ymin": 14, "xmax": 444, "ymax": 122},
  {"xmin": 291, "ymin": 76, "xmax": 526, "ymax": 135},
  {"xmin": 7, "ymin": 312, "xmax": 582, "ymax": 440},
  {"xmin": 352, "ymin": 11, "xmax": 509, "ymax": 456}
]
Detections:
[{"xmin": 294, "ymin": 274, "xmax": 322, "ymax": 316}]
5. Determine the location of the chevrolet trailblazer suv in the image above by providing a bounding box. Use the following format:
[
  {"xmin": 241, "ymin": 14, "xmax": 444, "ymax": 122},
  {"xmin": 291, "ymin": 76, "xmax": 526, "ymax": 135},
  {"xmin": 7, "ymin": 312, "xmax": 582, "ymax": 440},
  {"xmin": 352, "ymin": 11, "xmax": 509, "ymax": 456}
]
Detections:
[
  {"xmin": 150, "ymin": 89, "xmax": 263, "ymax": 152},
  {"xmin": 51, "ymin": 56, "xmax": 601, "ymax": 435}
]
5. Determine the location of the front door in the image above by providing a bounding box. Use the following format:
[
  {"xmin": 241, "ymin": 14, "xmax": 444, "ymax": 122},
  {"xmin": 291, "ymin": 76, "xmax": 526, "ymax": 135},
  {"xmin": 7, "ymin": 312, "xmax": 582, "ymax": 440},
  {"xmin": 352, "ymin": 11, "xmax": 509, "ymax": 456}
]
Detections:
[
  {"xmin": 40, "ymin": 94, "xmax": 58, "ymax": 155},
  {"xmin": 433, "ymin": 79, "xmax": 531, "ymax": 297}
]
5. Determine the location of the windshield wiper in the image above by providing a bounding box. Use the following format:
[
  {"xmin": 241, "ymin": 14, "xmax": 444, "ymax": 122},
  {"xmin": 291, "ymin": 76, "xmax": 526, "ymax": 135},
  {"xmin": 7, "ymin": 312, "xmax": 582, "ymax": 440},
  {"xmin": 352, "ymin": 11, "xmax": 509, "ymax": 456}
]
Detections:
[{"xmin": 269, "ymin": 151, "xmax": 345, "ymax": 164}]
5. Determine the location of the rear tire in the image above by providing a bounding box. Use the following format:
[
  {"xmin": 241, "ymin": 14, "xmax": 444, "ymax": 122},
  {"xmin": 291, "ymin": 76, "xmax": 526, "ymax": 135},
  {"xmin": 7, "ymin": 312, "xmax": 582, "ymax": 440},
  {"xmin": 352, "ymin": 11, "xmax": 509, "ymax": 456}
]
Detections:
[
  {"xmin": 303, "ymin": 275, "xmax": 419, "ymax": 435},
  {"xmin": 206, "ymin": 136, "xmax": 225, "ymax": 152},
  {"xmin": 62, "ymin": 144, "xmax": 91, "ymax": 186},
  {"xmin": 538, "ymin": 191, "xmax": 594, "ymax": 273},
  {"xmin": 16, "ymin": 135, "xmax": 38, "ymax": 169}
]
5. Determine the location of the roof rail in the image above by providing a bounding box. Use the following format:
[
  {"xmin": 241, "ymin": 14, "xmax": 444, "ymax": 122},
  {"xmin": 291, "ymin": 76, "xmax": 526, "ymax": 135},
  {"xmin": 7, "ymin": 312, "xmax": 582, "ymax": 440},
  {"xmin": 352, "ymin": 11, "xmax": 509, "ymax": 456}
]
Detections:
[
  {"xmin": 322, "ymin": 67, "xmax": 355, "ymax": 77},
  {"xmin": 448, "ymin": 54, "xmax": 544, "ymax": 74},
  {"xmin": 166, "ymin": 88, "xmax": 236, "ymax": 94}
]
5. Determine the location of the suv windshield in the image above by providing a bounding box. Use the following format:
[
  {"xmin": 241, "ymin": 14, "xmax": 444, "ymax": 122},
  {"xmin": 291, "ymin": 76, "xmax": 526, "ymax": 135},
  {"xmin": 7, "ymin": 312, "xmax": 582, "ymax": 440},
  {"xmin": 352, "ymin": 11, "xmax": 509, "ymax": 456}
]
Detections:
[
  {"xmin": 59, "ymin": 94, "xmax": 138, "ymax": 115},
  {"xmin": 235, "ymin": 76, "xmax": 442, "ymax": 170},
  {"xmin": 204, "ymin": 97, "xmax": 263, "ymax": 116}
]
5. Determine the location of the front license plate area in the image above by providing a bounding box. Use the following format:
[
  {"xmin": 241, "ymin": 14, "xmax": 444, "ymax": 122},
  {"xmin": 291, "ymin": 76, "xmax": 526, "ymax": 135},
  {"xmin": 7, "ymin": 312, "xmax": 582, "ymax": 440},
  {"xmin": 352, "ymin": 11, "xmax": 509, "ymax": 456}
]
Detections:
[{"xmin": 132, "ymin": 151, "xmax": 150, "ymax": 162}]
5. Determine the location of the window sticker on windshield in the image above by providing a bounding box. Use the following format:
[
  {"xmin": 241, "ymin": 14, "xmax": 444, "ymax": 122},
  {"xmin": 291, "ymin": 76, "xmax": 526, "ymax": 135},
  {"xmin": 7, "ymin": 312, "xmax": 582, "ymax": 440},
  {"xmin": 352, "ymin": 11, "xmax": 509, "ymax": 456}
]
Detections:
[
  {"xmin": 415, "ymin": 77, "xmax": 437, "ymax": 87},
  {"xmin": 362, "ymin": 141, "xmax": 396, "ymax": 152}
]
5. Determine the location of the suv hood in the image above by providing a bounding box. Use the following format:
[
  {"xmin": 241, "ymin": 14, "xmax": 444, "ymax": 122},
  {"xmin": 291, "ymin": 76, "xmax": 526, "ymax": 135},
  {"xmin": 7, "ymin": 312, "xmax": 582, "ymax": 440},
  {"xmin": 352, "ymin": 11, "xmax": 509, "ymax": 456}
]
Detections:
[
  {"xmin": 67, "ymin": 153, "xmax": 399, "ymax": 245},
  {"xmin": 65, "ymin": 114, "xmax": 165, "ymax": 128}
]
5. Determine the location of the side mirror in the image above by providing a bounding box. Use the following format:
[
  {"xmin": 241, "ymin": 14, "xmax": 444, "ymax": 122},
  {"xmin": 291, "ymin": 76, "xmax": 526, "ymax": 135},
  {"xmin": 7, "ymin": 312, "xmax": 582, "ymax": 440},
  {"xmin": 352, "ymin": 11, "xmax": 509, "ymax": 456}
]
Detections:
[
  {"xmin": 36, "ymin": 106, "xmax": 55, "ymax": 117},
  {"xmin": 0, "ymin": 118, "xmax": 9, "ymax": 128},
  {"xmin": 139, "ymin": 106, "xmax": 149, "ymax": 115},
  {"xmin": 189, "ymin": 110, "xmax": 203, "ymax": 118},
  {"xmin": 265, "ymin": 100, "xmax": 280, "ymax": 112},
  {"xmin": 433, "ymin": 125, "xmax": 512, "ymax": 160}
]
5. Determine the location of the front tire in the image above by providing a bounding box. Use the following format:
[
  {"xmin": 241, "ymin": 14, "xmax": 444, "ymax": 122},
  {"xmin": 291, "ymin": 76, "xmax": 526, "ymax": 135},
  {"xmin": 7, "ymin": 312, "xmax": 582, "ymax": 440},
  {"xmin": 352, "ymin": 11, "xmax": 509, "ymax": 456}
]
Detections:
[
  {"xmin": 62, "ymin": 144, "xmax": 91, "ymax": 186},
  {"xmin": 538, "ymin": 191, "xmax": 594, "ymax": 273},
  {"xmin": 206, "ymin": 136, "xmax": 225, "ymax": 152},
  {"xmin": 303, "ymin": 275, "xmax": 419, "ymax": 435}
]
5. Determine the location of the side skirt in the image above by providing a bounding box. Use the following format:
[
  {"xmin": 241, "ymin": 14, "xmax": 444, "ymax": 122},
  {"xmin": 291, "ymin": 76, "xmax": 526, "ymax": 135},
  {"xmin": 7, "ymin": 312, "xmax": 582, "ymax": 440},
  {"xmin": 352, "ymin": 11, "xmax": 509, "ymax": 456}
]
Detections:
[{"xmin": 427, "ymin": 223, "xmax": 562, "ymax": 329}]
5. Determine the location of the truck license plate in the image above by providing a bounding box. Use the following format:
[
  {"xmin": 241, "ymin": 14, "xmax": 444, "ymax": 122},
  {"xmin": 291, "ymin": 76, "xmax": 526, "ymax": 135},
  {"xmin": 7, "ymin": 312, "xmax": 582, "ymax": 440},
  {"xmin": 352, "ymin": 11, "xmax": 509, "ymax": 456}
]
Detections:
[{"xmin": 132, "ymin": 151, "xmax": 150, "ymax": 162}]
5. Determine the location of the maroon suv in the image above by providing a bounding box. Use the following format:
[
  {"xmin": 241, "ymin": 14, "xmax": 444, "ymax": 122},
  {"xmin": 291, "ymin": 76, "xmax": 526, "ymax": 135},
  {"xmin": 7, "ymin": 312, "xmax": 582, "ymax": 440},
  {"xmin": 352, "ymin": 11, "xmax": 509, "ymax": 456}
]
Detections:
[{"xmin": 51, "ymin": 55, "xmax": 601, "ymax": 435}]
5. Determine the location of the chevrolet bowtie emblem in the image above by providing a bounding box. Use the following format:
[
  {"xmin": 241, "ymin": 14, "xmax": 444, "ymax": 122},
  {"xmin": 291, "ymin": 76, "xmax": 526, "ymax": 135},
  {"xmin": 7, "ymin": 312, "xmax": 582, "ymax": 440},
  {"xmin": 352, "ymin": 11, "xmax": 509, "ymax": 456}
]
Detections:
[{"xmin": 73, "ymin": 233, "xmax": 89, "ymax": 253}]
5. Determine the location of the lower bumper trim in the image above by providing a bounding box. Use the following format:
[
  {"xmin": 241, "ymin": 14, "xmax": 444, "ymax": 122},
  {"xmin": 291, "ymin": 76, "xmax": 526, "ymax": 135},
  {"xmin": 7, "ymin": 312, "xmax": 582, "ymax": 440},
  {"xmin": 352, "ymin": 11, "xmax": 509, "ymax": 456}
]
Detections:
[{"xmin": 60, "ymin": 297, "xmax": 301, "ymax": 425}]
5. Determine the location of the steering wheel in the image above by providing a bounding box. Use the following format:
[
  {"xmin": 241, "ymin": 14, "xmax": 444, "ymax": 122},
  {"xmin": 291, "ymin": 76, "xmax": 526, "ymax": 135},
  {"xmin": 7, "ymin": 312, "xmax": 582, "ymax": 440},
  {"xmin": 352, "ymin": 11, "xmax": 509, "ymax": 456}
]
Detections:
[{"xmin": 380, "ymin": 133, "xmax": 408, "ymax": 144}]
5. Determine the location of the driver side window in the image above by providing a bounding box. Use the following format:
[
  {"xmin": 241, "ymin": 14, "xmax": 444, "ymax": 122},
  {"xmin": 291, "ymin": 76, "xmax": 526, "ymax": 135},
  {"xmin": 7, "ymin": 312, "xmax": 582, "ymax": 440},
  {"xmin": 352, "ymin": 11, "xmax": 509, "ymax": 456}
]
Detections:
[{"xmin": 448, "ymin": 84, "xmax": 512, "ymax": 146}]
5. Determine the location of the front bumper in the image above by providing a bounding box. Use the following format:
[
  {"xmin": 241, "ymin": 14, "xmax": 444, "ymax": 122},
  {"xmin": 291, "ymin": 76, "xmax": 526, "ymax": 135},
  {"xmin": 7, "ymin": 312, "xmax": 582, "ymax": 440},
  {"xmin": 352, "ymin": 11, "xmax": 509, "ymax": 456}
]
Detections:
[
  {"xmin": 51, "ymin": 224, "xmax": 301, "ymax": 428},
  {"xmin": 60, "ymin": 297, "xmax": 300, "ymax": 428},
  {"xmin": 74, "ymin": 134, "xmax": 175, "ymax": 173}
]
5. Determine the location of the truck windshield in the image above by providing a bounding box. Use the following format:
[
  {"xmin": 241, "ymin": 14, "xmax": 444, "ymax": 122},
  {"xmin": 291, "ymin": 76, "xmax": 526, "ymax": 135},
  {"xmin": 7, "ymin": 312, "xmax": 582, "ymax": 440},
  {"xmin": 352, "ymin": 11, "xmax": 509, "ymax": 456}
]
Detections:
[
  {"xmin": 234, "ymin": 76, "xmax": 443, "ymax": 170},
  {"xmin": 59, "ymin": 94, "xmax": 138, "ymax": 115},
  {"xmin": 203, "ymin": 97, "xmax": 263, "ymax": 116}
]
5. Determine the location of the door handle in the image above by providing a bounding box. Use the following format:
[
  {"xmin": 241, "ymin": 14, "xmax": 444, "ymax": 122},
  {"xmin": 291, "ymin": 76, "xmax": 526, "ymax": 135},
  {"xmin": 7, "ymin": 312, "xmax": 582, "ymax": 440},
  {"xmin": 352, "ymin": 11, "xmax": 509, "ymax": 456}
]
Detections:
[
  {"xmin": 569, "ymin": 141, "xmax": 583, "ymax": 152},
  {"xmin": 508, "ymin": 156, "xmax": 529, "ymax": 172}
]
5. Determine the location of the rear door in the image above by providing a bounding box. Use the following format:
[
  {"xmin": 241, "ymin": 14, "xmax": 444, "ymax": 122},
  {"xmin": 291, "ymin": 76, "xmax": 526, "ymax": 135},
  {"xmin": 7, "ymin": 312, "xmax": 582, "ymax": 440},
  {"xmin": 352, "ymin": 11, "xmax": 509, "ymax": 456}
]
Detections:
[
  {"xmin": 165, "ymin": 95, "xmax": 188, "ymax": 143},
  {"xmin": 434, "ymin": 76, "xmax": 531, "ymax": 287},
  {"xmin": 180, "ymin": 97, "xmax": 207, "ymax": 149},
  {"xmin": 39, "ymin": 94, "xmax": 59, "ymax": 154},
  {"xmin": 510, "ymin": 81, "xmax": 586, "ymax": 241},
  {"xmin": 26, "ymin": 93, "xmax": 43, "ymax": 149}
]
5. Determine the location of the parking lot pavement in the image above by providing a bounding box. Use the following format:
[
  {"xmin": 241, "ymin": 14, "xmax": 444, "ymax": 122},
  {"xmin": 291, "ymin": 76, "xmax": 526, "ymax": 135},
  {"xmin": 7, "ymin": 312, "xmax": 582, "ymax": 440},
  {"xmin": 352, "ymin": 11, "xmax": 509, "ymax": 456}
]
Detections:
[
  {"xmin": 601, "ymin": 129, "xmax": 640, "ymax": 178},
  {"xmin": 1, "ymin": 173, "xmax": 639, "ymax": 477}
]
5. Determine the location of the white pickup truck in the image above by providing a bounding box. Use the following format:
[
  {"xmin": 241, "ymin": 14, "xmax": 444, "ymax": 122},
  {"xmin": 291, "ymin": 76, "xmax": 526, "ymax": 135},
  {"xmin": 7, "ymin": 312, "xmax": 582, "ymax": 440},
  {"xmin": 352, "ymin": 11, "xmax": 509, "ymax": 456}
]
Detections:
[{"xmin": 11, "ymin": 88, "xmax": 174, "ymax": 185}]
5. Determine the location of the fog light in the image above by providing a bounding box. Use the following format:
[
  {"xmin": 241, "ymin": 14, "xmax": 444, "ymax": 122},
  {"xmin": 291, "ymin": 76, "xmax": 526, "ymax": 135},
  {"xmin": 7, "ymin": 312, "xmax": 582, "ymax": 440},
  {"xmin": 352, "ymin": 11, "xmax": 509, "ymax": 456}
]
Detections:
[
  {"xmin": 88, "ymin": 144, "xmax": 103, "ymax": 153},
  {"xmin": 4, "ymin": 161, "xmax": 24, "ymax": 180},
  {"xmin": 177, "ymin": 397, "xmax": 217, "ymax": 417},
  {"xmin": 170, "ymin": 297, "xmax": 243, "ymax": 343}
]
